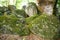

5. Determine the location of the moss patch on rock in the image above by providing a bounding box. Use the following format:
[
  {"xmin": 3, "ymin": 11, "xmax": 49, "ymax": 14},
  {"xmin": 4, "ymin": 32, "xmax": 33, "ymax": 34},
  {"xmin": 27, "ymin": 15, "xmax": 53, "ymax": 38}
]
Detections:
[
  {"xmin": 26, "ymin": 14, "xmax": 39, "ymax": 25},
  {"xmin": 0, "ymin": 14, "xmax": 30, "ymax": 36},
  {"xmin": 28, "ymin": 14, "xmax": 60, "ymax": 40}
]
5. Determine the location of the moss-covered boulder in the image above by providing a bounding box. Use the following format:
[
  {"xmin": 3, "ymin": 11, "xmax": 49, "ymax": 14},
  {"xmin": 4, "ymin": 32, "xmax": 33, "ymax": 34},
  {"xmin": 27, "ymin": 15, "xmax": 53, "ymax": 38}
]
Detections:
[
  {"xmin": 28, "ymin": 14, "xmax": 60, "ymax": 40},
  {"xmin": 0, "ymin": 14, "xmax": 30, "ymax": 36}
]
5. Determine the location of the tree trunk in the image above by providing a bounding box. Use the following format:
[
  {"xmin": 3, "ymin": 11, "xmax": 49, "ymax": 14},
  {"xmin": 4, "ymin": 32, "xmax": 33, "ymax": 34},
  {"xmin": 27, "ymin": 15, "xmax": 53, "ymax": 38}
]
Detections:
[{"xmin": 36, "ymin": 0, "xmax": 56, "ymax": 15}]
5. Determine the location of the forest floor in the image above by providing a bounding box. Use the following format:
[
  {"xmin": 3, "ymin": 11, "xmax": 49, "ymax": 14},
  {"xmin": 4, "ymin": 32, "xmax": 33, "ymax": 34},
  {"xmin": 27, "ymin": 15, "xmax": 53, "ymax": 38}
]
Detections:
[{"xmin": 0, "ymin": 34, "xmax": 43, "ymax": 40}]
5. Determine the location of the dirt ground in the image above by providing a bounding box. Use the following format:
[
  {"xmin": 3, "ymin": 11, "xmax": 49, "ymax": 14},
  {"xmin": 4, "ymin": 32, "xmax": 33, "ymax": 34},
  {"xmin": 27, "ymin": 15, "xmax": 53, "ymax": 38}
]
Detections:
[
  {"xmin": 0, "ymin": 34, "xmax": 44, "ymax": 40},
  {"xmin": 0, "ymin": 34, "xmax": 60, "ymax": 40}
]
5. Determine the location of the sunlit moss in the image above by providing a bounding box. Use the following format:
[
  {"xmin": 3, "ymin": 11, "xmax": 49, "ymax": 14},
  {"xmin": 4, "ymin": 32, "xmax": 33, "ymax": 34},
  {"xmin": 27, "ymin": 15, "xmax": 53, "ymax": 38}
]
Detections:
[
  {"xmin": 0, "ymin": 14, "xmax": 30, "ymax": 36},
  {"xmin": 28, "ymin": 14, "xmax": 60, "ymax": 40}
]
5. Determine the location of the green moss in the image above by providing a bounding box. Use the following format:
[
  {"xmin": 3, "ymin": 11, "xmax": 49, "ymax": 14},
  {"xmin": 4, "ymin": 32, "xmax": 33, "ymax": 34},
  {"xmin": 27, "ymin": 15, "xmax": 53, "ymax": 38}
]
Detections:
[
  {"xmin": 0, "ymin": 14, "xmax": 30, "ymax": 36},
  {"xmin": 15, "ymin": 9, "xmax": 27, "ymax": 18},
  {"xmin": 28, "ymin": 14, "xmax": 60, "ymax": 40},
  {"xmin": 26, "ymin": 14, "xmax": 39, "ymax": 24},
  {"xmin": 8, "ymin": 5, "xmax": 16, "ymax": 11}
]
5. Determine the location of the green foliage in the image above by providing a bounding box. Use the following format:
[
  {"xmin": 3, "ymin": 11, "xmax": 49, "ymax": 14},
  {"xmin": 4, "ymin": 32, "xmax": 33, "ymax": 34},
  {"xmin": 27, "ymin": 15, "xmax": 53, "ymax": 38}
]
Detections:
[
  {"xmin": 15, "ymin": 0, "xmax": 23, "ymax": 9},
  {"xmin": 28, "ymin": 14, "xmax": 60, "ymax": 40},
  {"xmin": 57, "ymin": 0, "xmax": 60, "ymax": 7},
  {"xmin": 55, "ymin": 0, "xmax": 60, "ymax": 19},
  {"xmin": 0, "ymin": 0, "xmax": 8, "ymax": 6}
]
